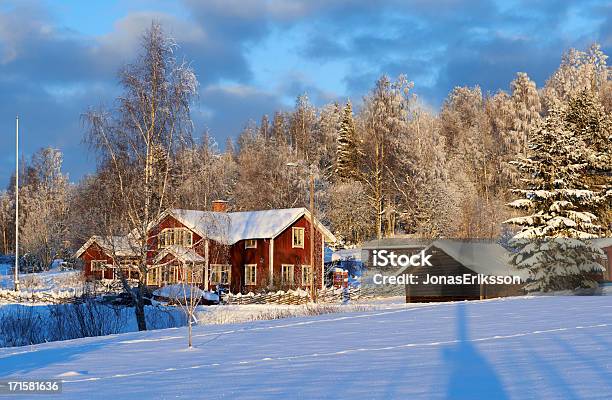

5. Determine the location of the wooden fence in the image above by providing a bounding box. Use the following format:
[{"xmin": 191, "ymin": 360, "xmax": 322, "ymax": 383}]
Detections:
[
  {"xmin": 0, "ymin": 289, "xmax": 76, "ymax": 304},
  {"xmin": 222, "ymin": 285, "xmax": 403, "ymax": 305}
]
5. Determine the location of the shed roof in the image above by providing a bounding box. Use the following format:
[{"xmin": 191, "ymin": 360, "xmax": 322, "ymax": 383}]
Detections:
[
  {"xmin": 394, "ymin": 239, "xmax": 528, "ymax": 281},
  {"xmin": 428, "ymin": 240, "xmax": 527, "ymax": 279}
]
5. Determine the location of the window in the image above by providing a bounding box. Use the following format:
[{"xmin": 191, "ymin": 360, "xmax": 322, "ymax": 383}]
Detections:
[
  {"xmin": 159, "ymin": 228, "xmax": 193, "ymax": 248},
  {"xmin": 281, "ymin": 264, "xmax": 294, "ymax": 285},
  {"xmin": 118, "ymin": 261, "xmax": 138, "ymax": 280},
  {"xmin": 301, "ymin": 265, "xmax": 312, "ymax": 286},
  {"xmin": 245, "ymin": 239, "xmax": 257, "ymax": 249},
  {"xmin": 210, "ymin": 264, "xmax": 232, "ymax": 285},
  {"xmin": 292, "ymin": 227, "xmax": 305, "ymax": 248},
  {"xmin": 184, "ymin": 265, "xmax": 204, "ymax": 284},
  {"xmin": 245, "ymin": 264, "xmax": 257, "ymax": 285},
  {"xmin": 161, "ymin": 265, "xmax": 178, "ymax": 284},
  {"xmin": 146, "ymin": 267, "xmax": 159, "ymax": 286},
  {"xmin": 91, "ymin": 260, "xmax": 107, "ymax": 272}
]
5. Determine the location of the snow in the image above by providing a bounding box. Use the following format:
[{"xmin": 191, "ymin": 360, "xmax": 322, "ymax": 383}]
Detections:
[
  {"xmin": 1, "ymin": 296, "xmax": 611, "ymax": 399},
  {"xmin": 152, "ymin": 284, "xmax": 217, "ymax": 301},
  {"xmin": 74, "ymin": 235, "xmax": 138, "ymax": 258},
  {"xmin": 430, "ymin": 240, "xmax": 524, "ymax": 278},
  {"xmin": 392, "ymin": 240, "xmax": 528, "ymax": 280},
  {"xmin": 0, "ymin": 265, "xmax": 81, "ymax": 294},
  {"xmin": 331, "ymin": 247, "xmax": 362, "ymax": 262}
]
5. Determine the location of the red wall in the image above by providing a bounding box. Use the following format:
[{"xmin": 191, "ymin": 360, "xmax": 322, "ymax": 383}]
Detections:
[
  {"xmin": 81, "ymin": 242, "xmax": 114, "ymax": 280},
  {"xmin": 272, "ymin": 216, "xmax": 323, "ymax": 290},
  {"xmin": 147, "ymin": 215, "xmax": 205, "ymax": 263},
  {"xmin": 230, "ymin": 239, "xmax": 269, "ymax": 293}
]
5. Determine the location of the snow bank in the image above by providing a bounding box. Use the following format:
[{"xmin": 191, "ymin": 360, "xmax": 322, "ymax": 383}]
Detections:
[{"xmin": 153, "ymin": 284, "xmax": 219, "ymax": 302}]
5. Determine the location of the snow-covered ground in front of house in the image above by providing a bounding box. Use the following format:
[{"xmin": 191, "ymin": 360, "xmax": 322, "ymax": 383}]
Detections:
[
  {"xmin": 153, "ymin": 284, "xmax": 219, "ymax": 302},
  {"xmin": 1, "ymin": 296, "xmax": 612, "ymax": 399},
  {"xmin": 193, "ymin": 296, "xmax": 407, "ymax": 325},
  {"xmin": 0, "ymin": 262, "xmax": 82, "ymax": 293}
]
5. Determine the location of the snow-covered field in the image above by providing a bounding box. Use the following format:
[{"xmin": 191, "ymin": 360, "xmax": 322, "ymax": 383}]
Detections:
[
  {"xmin": 0, "ymin": 263, "xmax": 82, "ymax": 293},
  {"xmin": 1, "ymin": 296, "xmax": 611, "ymax": 399}
]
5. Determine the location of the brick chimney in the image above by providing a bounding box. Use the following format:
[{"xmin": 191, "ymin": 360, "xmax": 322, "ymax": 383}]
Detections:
[{"xmin": 212, "ymin": 200, "xmax": 229, "ymax": 213}]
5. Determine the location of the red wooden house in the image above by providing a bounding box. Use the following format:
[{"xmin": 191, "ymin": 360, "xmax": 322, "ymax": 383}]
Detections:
[{"xmin": 75, "ymin": 202, "xmax": 336, "ymax": 293}]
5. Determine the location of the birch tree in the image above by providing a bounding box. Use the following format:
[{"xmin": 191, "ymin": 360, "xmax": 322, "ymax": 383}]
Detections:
[
  {"xmin": 84, "ymin": 22, "xmax": 198, "ymax": 331},
  {"xmin": 358, "ymin": 75, "xmax": 413, "ymax": 238}
]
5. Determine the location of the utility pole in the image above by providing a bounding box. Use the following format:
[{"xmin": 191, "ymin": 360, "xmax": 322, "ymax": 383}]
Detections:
[
  {"xmin": 309, "ymin": 172, "xmax": 316, "ymax": 302},
  {"xmin": 287, "ymin": 162, "xmax": 318, "ymax": 302},
  {"xmin": 14, "ymin": 116, "xmax": 20, "ymax": 292}
]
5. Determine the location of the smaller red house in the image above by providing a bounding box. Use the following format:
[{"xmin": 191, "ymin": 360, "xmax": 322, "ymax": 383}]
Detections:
[
  {"xmin": 75, "ymin": 204, "xmax": 336, "ymax": 293},
  {"xmin": 74, "ymin": 235, "xmax": 140, "ymax": 281}
]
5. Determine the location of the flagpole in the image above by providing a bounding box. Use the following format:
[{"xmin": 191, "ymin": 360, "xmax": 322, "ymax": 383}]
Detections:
[{"xmin": 14, "ymin": 116, "xmax": 20, "ymax": 292}]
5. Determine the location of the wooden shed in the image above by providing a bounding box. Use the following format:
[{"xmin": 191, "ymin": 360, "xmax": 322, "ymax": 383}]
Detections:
[{"xmin": 396, "ymin": 240, "xmax": 527, "ymax": 303}]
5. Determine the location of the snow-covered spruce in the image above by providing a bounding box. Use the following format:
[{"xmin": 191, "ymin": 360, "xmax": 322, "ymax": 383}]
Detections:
[
  {"xmin": 505, "ymin": 101, "xmax": 608, "ymax": 292},
  {"xmin": 334, "ymin": 100, "xmax": 362, "ymax": 180}
]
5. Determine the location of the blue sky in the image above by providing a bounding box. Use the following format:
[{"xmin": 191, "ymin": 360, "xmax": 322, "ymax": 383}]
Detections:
[{"xmin": 0, "ymin": 0, "xmax": 610, "ymax": 185}]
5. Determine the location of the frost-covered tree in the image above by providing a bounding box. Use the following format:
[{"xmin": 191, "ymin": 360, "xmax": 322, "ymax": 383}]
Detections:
[
  {"xmin": 328, "ymin": 180, "xmax": 373, "ymax": 244},
  {"xmin": 564, "ymin": 90, "xmax": 612, "ymax": 234},
  {"xmin": 505, "ymin": 104, "xmax": 606, "ymax": 291},
  {"xmin": 173, "ymin": 134, "xmax": 237, "ymax": 210},
  {"xmin": 510, "ymin": 72, "xmax": 541, "ymax": 156},
  {"xmin": 358, "ymin": 75, "xmax": 414, "ymax": 238},
  {"xmin": 334, "ymin": 101, "xmax": 361, "ymax": 180},
  {"xmin": 16, "ymin": 148, "xmax": 71, "ymax": 270},
  {"xmin": 234, "ymin": 133, "xmax": 306, "ymax": 210},
  {"xmin": 289, "ymin": 94, "xmax": 317, "ymax": 160},
  {"xmin": 544, "ymin": 43, "xmax": 610, "ymax": 109}
]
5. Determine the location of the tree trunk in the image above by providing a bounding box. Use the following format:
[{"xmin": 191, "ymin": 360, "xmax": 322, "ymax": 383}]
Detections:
[
  {"xmin": 188, "ymin": 316, "xmax": 192, "ymax": 348},
  {"xmin": 135, "ymin": 282, "xmax": 147, "ymax": 331}
]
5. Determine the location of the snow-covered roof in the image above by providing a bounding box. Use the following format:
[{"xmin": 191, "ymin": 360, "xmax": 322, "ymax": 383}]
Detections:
[
  {"xmin": 74, "ymin": 235, "xmax": 138, "ymax": 259},
  {"xmin": 153, "ymin": 245, "xmax": 206, "ymax": 264},
  {"xmin": 332, "ymin": 248, "xmax": 362, "ymax": 262},
  {"xmin": 592, "ymin": 237, "xmax": 612, "ymax": 249},
  {"xmin": 393, "ymin": 240, "xmax": 528, "ymax": 281},
  {"xmin": 428, "ymin": 240, "xmax": 528, "ymax": 280},
  {"xmin": 166, "ymin": 207, "xmax": 336, "ymax": 245}
]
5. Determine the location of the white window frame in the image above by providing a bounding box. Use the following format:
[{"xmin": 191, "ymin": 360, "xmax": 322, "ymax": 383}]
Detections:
[
  {"xmin": 146, "ymin": 266, "xmax": 160, "ymax": 286},
  {"xmin": 210, "ymin": 264, "xmax": 232, "ymax": 285},
  {"xmin": 245, "ymin": 239, "xmax": 257, "ymax": 249},
  {"xmin": 159, "ymin": 228, "xmax": 193, "ymax": 249},
  {"xmin": 245, "ymin": 264, "xmax": 257, "ymax": 285},
  {"xmin": 91, "ymin": 260, "xmax": 107, "ymax": 273},
  {"xmin": 301, "ymin": 265, "xmax": 312, "ymax": 286},
  {"xmin": 281, "ymin": 264, "xmax": 294, "ymax": 285},
  {"xmin": 292, "ymin": 227, "xmax": 305, "ymax": 249},
  {"xmin": 184, "ymin": 264, "xmax": 204, "ymax": 284}
]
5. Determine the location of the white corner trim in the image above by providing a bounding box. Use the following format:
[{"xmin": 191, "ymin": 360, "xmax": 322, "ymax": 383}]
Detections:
[{"xmin": 269, "ymin": 238, "xmax": 274, "ymax": 286}]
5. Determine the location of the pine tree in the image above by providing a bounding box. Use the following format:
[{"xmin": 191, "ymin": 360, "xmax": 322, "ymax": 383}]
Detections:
[
  {"xmin": 505, "ymin": 104, "xmax": 606, "ymax": 292},
  {"xmin": 334, "ymin": 100, "xmax": 361, "ymax": 180},
  {"xmin": 565, "ymin": 90, "xmax": 612, "ymax": 234}
]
